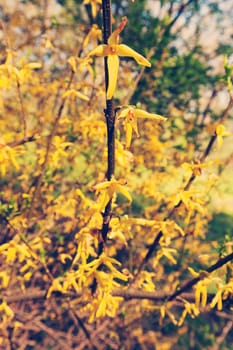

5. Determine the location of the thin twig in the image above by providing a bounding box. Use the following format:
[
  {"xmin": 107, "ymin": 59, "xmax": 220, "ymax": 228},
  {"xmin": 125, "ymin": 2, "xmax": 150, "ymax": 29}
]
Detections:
[
  {"xmin": 8, "ymin": 135, "xmax": 36, "ymax": 148},
  {"xmin": 167, "ymin": 252, "xmax": 233, "ymax": 302},
  {"xmin": 208, "ymin": 320, "xmax": 233, "ymax": 350},
  {"xmin": 69, "ymin": 306, "xmax": 99, "ymax": 350},
  {"xmin": 28, "ymin": 70, "xmax": 75, "ymax": 216},
  {"xmin": 136, "ymin": 96, "xmax": 233, "ymax": 274}
]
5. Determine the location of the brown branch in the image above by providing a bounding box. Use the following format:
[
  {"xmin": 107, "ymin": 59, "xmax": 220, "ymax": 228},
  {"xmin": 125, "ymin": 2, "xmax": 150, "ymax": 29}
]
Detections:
[
  {"xmin": 200, "ymin": 95, "xmax": 233, "ymax": 162},
  {"xmin": 208, "ymin": 320, "xmax": 233, "ymax": 350},
  {"xmin": 4, "ymin": 252, "xmax": 233, "ymax": 304},
  {"xmin": 167, "ymin": 252, "xmax": 233, "ymax": 302},
  {"xmin": 98, "ymin": 0, "xmax": 116, "ymax": 255},
  {"xmin": 169, "ymin": 0, "xmax": 195, "ymax": 29},
  {"xmin": 157, "ymin": 0, "xmax": 195, "ymax": 55},
  {"xmin": 68, "ymin": 307, "xmax": 99, "ymax": 350},
  {"xmin": 200, "ymin": 88, "xmax": 218, "ymax": 125},
  {"xmin": 1, "ymin": 289, "xmax": 176, "ymax": 304},
  {"xmin": 8, "ymin": 135, "xmax": 36, "ymax": 148},
  {"xmin": 137, "ymin": 95, "xmax": 233, "ymax": 273}
]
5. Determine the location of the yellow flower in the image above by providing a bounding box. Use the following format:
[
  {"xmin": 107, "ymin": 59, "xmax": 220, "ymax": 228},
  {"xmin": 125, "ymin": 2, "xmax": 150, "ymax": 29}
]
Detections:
[
  {"xmin": 93, "ymin": 178, "xmax": 132, "ymax": 211},
  {"xmin": 215, "ymin": 124, "xmax": 231, "ymax": 148},
  {"xmin": 178, "ymin": 301, "xmax": 199, "ymax": 326},
  {"xmin": 83, "ymin": 0, "xmax": 102, "ymax": 19},
  {"xmin": 87, "ymin": 17, "xmax": 151, "ymax": 99},
  {"xmin": 117, "ymin": 106, "xmax": 167, "ymax": 148},
  {"xmin": 62, "ymin": 88, "xmax": 89, "ymax": 101},
  {"xmin": 0, "ymin": 301, "xmax": 14, "ymax": 323},
  {"xmin": 83, "ymin": 24, "xmax": 102, "ymax": 48},
  {"xmin": 182, "ymin": 160, "xmax": 211, "ymax": 176}
]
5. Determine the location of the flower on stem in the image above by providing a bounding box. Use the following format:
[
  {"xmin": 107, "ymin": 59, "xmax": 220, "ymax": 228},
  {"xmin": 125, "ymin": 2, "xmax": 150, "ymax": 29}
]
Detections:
[
  {"xmin": 62, "ymin": 88, "xmax": 89, "ymax": 101},
  {"xmin": 215, "ymin": 124, "xmax": 231, "ymax": 148},
  {"xmin": 178, "ymin": 300, "xmax": 199, "ymax": 326},
  {"xmin": 83, "ymin": 24, "xmax": 102, "ymax": 48},
  {"xmin": 83, "ymin": 0, "xmax": 102, "ymax": 19},
  {"xmin": 182, "ymin": 160, "xmax": 211, "ymax": 176},
  {"xmin": 87, "ymin": 16, "xmax": 151, "ymax": 99},
  {"xmin": 117, "ymin": 106, "xmax": 167, "ymax": 148},
  {"xmin": 93, "ymin": 177, "xmax": 132, "ymax": 212}
]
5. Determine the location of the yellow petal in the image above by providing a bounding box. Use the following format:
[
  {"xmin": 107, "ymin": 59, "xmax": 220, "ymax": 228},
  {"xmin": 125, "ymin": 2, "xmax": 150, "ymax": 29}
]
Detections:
[
  {"xmin": 116, "ymin": 107, "xmax": 131, "ymax": 119},
  {"xmin": 188, "ymin": 267, "xmax": 199, "ymax": 278},
  {"xmin": 107, "ymin": 55, "xmax": 119, "ymax": 99},
  {"xmin": 26, "ymin": 62, "xmax": 42, "ymax": 69},
  {"xmin": 125, "ymin": 122, "xmax": 133, "ymax": 148},
  {"xmin": 130, "ymin": 117, "xmax": 139, "ymax": 138},
  {"xmin": 117, "ymin": 44, "xmax": 151, "ymax": 67},
  {"xmin": 134, "ymin": 109, "xmax": 167, "ymax": 120},
  {"xmin": 116, "ymin": 184, "xmax": 132, "ymax": 203},
  {"xmin": 88, "ymin": 44, "xmax": 108, "ymax": 57},
  {"xmin": 62, "ymin": 89, "xmax": 89, "ymax": 101},
  {"xmin": 215, "ymin": 124, "xmax": 225, "ymax": 136},
  {"xmin": 93, "ymin": 180, "xmax": 112, "ymax": 191},
  {"xmin": 217, "ymin": 135, "xmax": 223, "ymax": 148},
  {"xmin": 67, "ymin": 56, "xmax": 77, "ymax": 72}
]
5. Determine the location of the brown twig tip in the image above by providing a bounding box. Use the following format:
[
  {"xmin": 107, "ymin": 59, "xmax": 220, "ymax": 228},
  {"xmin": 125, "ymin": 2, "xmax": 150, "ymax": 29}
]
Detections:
[{"xmin": 117, "ymin": 16, "xmax": 128, "ymax": 33}]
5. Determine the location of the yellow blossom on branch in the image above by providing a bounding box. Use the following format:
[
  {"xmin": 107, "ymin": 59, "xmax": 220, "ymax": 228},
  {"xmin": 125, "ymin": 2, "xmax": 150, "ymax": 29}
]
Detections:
[
  {"xmin": 159, "ymin": 304, "xmax": 177, "ymax": 325},
  {"xmin": 93, "ymin": 177, "xmax": 132, "ymax": 211},
  {"xmin": 87, "ymin": 16, "xmax": 151, "ymax": 99},
  {"xmin": 0, "ymin": 50, "xmax": 41, "ymax": 83},
  {"xmin": 117, "ymin": 106, "xmax": 167, "ymax": 148},
  {"xmin": 182, "ymin": 160, "xmax": 211, "ymax": 176},
  {"xmin": 210, "ymin": 280, "xmax": 233, "ymax": 311},
  {"xmin": 194, "ymin": 275, "xmax": 216, "ymax": 309},
  {"xmin": 0, "ymin": 140, "xmax": 23, "ymax": 175},
  {"xmin": 83, "ymin": 0, "xmax": 102, "ymax": 19},
  {"xmin": 62, "ymin": 88, "xmax": 89, "ymax": 101},
  {"xmin": 83, "ymin": 24, "xmax": 102, "ymax": 48},
  {"xmin": 178, "ymin": 300, "xmax": 200, "ymax": 326},
  {"xmin": 67, "ymin": 56, "xmax": 94, "ymax": 78},
  {"xmin": 0, "ymin": 301, "xmax": 14, "ymax": 324},
  {"xmin": 215, "ymin": 124, "xmax": 231, "ymax": 148}
]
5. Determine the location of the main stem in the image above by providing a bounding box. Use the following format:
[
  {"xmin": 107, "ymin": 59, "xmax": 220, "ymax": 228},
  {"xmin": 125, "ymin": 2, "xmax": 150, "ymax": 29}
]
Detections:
[{"xmin": 98, "ymin": 0, "xmax": 115, "ymax": 254}]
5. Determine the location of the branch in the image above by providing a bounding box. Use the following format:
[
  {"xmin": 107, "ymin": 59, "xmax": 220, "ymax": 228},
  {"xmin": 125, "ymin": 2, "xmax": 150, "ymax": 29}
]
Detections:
[
  {"xmin": 199, "ymin": 96, "xmax": 233, "ymax": 163},
  {"xmin": 156, "ymin": 0, "xmax": 195, "ymax": 55},
  {"xmin": 137, "ymin": 95, "xmax": 233, "ymax": 273},
  {"xmin": 68, "ymin": 306, "xmax": 99, "ymax": 350},
  {"xmin": 208, "ymin": 320, "xmax": 233, "ymax": 350},
  {"xmin": 4, "ymin": 252, "xmax": 233, "ymax": 304},
  {"xmin": 8, "ymin": 135, "xmax": 36, "ymax": 148},
  {"xmin": 168, "ymin": 0, "xmax": 195, "ymax": 31},
  {"xmin": 167, "ymin": 252, "xmax": 233, "ymax": 302},
  {"xmin": 98, "ymin": 0, "xmax": 116, "ymax": 255}
]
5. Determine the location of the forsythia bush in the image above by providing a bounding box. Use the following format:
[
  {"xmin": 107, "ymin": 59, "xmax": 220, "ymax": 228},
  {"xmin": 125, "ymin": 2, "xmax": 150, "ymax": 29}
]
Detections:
[{"xmin": 0, "ymin": 0, "xmax": 232, "ymax": 349}]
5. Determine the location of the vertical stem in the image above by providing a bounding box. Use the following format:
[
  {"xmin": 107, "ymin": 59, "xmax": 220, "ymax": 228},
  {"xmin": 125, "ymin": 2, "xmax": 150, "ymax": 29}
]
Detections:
[
  {"xmin": 98, "ymin": 0, "xmax": 116, "ymax": 253},
  {"xmin": 102, "ymin": 0, "xmax": 115, "ymax": 181}
]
